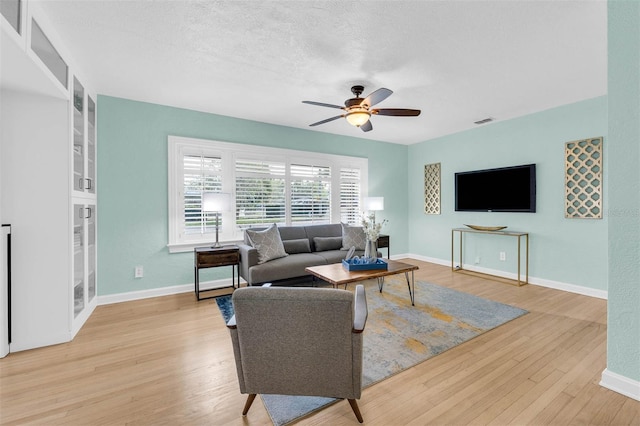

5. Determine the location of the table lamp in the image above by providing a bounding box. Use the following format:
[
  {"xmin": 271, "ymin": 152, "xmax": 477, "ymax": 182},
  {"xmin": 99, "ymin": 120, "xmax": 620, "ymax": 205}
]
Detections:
[
  {"xmin": 363, "ymin": 196, "xmax": 384, "ymax": 222},
  {"xmin": 203, "ymin": 192, "xmax": 231, "ymax": 248}
]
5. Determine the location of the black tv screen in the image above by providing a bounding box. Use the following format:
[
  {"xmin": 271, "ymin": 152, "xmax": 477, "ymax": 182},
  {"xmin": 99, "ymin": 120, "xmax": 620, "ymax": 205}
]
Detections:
[{"xmin": 455, "ymin": 164, "xmax": 536, "ymax": 212}]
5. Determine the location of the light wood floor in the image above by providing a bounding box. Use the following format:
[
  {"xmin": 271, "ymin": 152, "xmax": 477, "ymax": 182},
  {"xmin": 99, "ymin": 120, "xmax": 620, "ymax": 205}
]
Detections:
[{"xmin": 1, "ymin": 259, "xmax": 638, "ymax": 425}]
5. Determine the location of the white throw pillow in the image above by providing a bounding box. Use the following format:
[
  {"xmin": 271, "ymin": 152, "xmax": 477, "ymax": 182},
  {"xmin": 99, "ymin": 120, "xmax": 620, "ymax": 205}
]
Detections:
[
  {"xmin": 341, "ymin": 223, "xmax": 367, "ymax": 251},
  {"xmin": 246, "ymin": 224, "xmax": 289, "ymax": 264}
]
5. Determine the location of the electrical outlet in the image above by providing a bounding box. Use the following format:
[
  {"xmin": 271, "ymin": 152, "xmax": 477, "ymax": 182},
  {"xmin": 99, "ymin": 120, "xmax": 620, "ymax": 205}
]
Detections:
[
  {"xmin": 499, "ymin": 252, "xmax": 506, "ymax": 261},
  {"xmin": 135, "ymin": 266, "xmax": 144, "ymax": 278},
  {"xmin": 475, "ymin": 256, "xmax": 480, "ymax": 264}
]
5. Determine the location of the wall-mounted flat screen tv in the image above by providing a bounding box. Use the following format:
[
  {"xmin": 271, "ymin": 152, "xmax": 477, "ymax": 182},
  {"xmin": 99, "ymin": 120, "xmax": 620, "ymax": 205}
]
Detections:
[{"xmin": 455, "ymin": 164, "xmax": 536, "ymax": 212}]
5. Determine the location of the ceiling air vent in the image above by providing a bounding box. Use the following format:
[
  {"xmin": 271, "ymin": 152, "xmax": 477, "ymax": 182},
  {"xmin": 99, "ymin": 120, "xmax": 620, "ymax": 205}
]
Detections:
[{"xmin": 474, "ymin": 117, "xmax": 494, "ymax": 125}]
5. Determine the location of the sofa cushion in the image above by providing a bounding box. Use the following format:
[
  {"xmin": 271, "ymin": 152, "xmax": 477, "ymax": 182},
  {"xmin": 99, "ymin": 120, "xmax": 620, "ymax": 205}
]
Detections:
[
  {"xmin": 249, "ymin": 253, "xmax": 327, "ymax": 284},
  {"xmin": 305, "ymin": 223, "xmax": 342, "ymax": 251},
  {"xmin": 283, "ymin": 238, "xmax": 311, "ymax": 254},
  {"xmin": 314, "ymin": 249, "xmax": 349, "ymax": 264},
  {"xmin": 341, "ymin": 223, "xmax": 367, "ymax": 251},
  {"xmin": 245, "ymin": 224, "xmax": 288, "ymax": 264},
  {"xmin": 243, "ymin": 226, "xmax": 266, "ymax": 245},
  {"xmin": 277, "ymin": 226, "xmax": 309, "ymax": 241},
  {"xmin": 313, "ymin": 236, "xmax": 343, "ymax": 252}
]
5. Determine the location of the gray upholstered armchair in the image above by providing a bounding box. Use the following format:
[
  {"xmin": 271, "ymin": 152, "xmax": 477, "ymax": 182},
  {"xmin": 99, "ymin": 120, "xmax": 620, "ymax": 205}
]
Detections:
[{"xmin": 226, "ymin": 285, "xmax": 368, "ymax": 423}]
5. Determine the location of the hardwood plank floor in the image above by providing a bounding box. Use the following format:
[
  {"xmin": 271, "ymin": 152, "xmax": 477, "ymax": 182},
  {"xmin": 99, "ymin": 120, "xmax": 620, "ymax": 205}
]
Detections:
[{"xmin": 1, "ymin": 259, "xmax": 638, "ymax": 425}]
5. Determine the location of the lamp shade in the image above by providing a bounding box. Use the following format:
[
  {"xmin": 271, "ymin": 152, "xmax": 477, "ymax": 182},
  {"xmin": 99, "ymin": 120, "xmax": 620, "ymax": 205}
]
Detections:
[
  {"xmin": 203, "ymin": 192, "xmax": 231, "ymax": 212},
  {"xmin": 364, "ymin": 196, "xmax": 384, "ymax": 211}
]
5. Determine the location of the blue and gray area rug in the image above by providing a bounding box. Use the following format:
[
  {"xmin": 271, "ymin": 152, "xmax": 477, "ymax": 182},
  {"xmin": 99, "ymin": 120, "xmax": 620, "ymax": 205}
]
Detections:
[{"xmin": 217, "ymin": 277, "xmax": 527, "ymax": 426}]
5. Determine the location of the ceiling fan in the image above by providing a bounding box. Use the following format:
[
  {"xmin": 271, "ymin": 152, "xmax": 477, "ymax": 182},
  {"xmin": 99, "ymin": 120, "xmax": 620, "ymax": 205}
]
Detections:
[{"xmin": 302, "ymin": 85, "xmax": 421, "ymax": 132}]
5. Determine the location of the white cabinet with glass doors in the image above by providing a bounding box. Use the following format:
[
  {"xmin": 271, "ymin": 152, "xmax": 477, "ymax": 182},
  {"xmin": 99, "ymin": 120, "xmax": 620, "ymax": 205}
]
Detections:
[
  {"xmin": 72, "ymin": 77, "xmax": 96, "ymax": 198},
  {"xmin": 1, "ymin": 0, "xmax": 98, "ymax": 351},
  {"xmin": 71, "ymin": 75, "xmax": 97, "ymax": 331},
  {"xmin": 73, "ymin": 203, "xmax": 96, "ymax": 329}
]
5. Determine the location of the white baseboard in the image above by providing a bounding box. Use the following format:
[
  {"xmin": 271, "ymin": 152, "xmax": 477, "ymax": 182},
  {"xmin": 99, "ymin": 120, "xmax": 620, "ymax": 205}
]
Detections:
[
  {"xmin": 98, "ymin": 278, "xmax": 241, "ymax": 305},
  {"xmin": 97, "ymin": 254, "xmax": 607, "ymax": 305},
  {"xmin": 389, "ymin": 253, "xmax": 416, "ymax": 262},
  {"xmin": 600, "ymin": 368, "xmax": 640, "ymax": 401},
  {"xmin": 405, "ymin": 254, "xmax": 608, "ymax": 300},
  {"xmin": 404, "ymin": 253, "xmax": 449, "ymax": 267},
  {"xmin": 529, "ymin": 275, "xmax": 607, "ymax": 300}
]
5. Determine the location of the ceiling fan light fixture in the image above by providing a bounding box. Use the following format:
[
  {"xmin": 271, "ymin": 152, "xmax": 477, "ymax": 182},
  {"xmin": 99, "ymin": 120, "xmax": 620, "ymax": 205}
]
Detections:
[
  {"xmin": 304, "ymin": 86, "xmax": 420, "ymax": 131},
  {"xmin": 345, "ymin": 110, "xmax": 371, "ymax": 127}
]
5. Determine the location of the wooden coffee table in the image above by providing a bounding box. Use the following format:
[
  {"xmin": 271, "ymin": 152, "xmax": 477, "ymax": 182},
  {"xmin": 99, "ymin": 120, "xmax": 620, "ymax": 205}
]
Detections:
[{"xmin": 305, "ymin": 259, "xmax": 419, "ymax": 306}]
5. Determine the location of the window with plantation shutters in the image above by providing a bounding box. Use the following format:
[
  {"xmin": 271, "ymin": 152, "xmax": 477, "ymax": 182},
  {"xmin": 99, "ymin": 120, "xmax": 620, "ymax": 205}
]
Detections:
[
  {"xmin": 235, "ymin": 159, "xmax": 286, "ymax": 230},
  {"xmin": 340, "ymin": 167, "xmax": 361, "ymax": 224},
  {"xmin": 291, "ymin": 164, "xmax": 331, "ymax": 225},
  {"xmin": 183, "ymin": 154, "xmax": 222, "ymax": 235},
  {"xmin": 168, "ymin": 136, "xmax": 368, "ymax": 253}
]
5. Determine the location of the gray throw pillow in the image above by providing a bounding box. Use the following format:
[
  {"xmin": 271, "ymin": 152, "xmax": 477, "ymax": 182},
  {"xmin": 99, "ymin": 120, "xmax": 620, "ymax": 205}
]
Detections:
[
  {"xmin": 283, "ymin": 238, "xmax": 311, "ymax": 254},
  {"xmin": 245, "ymin": 223, "xmax": 288, "ymax": 264},
  {"xmin": 341, "ymin": 223, "xmax": 367, "ymax": 251},
  {"xmin": 314, "ymin": 236, "xmax": 343, "ymax": 252}
]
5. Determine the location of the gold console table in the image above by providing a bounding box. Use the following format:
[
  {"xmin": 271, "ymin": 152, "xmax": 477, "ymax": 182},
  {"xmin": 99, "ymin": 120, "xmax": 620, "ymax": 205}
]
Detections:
[{"xmin": 451, "ymin": 228, "xmax": 529, "ymax": 286}]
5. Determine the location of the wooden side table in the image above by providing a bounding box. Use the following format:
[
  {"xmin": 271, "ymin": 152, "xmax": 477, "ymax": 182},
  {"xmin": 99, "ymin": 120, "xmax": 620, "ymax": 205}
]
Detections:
[
  {"xmin": 194, "ymin": 246, "xmax": 240, "ymax": 300},
  {"xmin": 377, "ymin": 234, "xmax": 390, "ymax": 259}
]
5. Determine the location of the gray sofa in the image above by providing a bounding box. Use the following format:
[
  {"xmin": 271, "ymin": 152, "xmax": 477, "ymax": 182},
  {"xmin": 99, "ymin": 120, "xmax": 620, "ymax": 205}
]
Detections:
[{"xmin": 238, "ymin": 223, "xmax": 365, "ymax": 286}]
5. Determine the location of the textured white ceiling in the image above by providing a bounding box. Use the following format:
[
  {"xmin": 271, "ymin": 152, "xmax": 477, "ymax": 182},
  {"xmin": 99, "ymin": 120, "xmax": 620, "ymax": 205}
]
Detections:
[{"xmin": 33, "ymin": 0, "xmax": 606, "ymax": 145}]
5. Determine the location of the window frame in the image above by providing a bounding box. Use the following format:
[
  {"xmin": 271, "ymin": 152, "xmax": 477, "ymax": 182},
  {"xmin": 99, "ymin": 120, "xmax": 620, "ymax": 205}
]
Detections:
[{"xmin": 168, "ymin": 135, "xmax": 368, "ymax": 253}]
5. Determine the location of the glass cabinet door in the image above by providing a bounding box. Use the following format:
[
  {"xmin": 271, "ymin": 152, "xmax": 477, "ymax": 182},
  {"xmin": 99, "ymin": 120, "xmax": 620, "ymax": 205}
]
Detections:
[
  {"xmin": 73, "ymin": 204, "xmax": 85, "ymax": 318},
  {"xmin": 73, "ymin": 77, "xmax": 84, "ymax": 193},
  {"xmin": 1, "ymin": 0, "xmax": 21, "ymax": 34},
  {"xmin": 87, "ymin": 204, "xmax": 96, "ymax": 302},
  {"xmin": 71, "ymin": 80, "xmax": 97, "ymax": 324},
  {"xmin": 87, "ymin": 96, "xmax": 96, "ymax": 194},
  {"xmin": 31, "ymin": 19, "xmax": 68, "ymax": 89}
]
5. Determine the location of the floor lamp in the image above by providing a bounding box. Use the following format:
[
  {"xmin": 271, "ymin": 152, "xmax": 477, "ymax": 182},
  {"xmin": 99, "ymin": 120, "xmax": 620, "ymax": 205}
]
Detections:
[{"xmin": 203, "ymin": 192, "xmax": 231, "ymax": 248}]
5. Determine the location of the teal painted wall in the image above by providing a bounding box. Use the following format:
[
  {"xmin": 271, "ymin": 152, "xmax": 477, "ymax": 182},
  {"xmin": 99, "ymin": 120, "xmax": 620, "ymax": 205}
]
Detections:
[
  {"xmin": 407, "ymin": 97, "xmax": 608, "ymax": 290},
  {"xmin": 607, "ymin": 1, "xmax": 640, "ymax": 382},
  {"xmin": 97, "ymin": 95, "xmax": 609, "ymax": 296},
  {"xmin": 96, "ymin": 96, "xmax": 408, "ymax": 295}
]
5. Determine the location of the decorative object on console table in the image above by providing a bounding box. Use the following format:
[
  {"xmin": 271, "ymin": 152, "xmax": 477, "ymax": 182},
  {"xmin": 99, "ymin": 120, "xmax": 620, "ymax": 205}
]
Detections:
[
  {"xmin": 565, "ymin": 137, "xmax": 603, "ymax": 219},
  {"xmin": 362, "ymin": 197, "xmax": 387, "ymax": 263},
  {"xmin": 424, "ymin": 162, "xmax": 441, "ymax": 215},
  {"xmin": 203, "ymin": 192, "xmax": 231, "ymax": 248},
  {"xmin": 194, "ymin": 246, "xmax": 240, "ymax": 300},
  {"xmin": 464, "ymin": 224, "xmax": 507, "ymax": 232}
]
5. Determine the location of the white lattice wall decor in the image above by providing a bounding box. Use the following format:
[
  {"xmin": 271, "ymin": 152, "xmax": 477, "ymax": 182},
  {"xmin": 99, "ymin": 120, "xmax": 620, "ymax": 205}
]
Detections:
[
  {"xmin": 565, "ymin": 137, "xmax": 603, "ymax": 219},
  {"xmin": 424, "ymin": 163, "xmax": 441, "ymax": 215}
]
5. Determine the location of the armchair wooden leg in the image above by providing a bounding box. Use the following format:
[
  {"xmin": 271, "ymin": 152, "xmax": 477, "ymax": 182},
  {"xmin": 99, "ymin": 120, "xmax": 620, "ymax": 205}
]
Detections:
[
  {"xmin": 347, "ymin": 399, "xmax": 364, "ymax": 423},
  {"xmin": 242, "ymin": 394, "xmax": 257, "ymax": 415}
]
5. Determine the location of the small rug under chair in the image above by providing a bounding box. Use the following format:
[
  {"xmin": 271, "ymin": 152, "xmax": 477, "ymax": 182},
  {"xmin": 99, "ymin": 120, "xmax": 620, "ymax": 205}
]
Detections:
[{"xmin": 216, "ymin": 277, "xmax": 527, "ymax": 425}]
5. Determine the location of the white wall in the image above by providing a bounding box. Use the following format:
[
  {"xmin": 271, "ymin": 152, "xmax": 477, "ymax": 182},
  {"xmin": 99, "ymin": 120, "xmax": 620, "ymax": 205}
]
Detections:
[
  {"xmin": 0, "ymin": 95, "xmax": 7, "ymax": 358},
  {"xmin": 1, "ymin": 89, "xmax": 71, "ymax": 351}
]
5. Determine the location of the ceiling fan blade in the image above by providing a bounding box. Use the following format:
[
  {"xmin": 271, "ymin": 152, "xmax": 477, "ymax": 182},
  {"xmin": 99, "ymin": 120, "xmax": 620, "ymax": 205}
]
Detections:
[
  {"xmin": 309, "ymin": 115, "xmax": 344, "ymax": 126},
  {"xmin": 373, "ymin": 108, "xmax": 421, "ymax": 117},
  {"xmin": 360, "ymin": 120, "xmax": 373, "ymax": 132},
  {"xmin": 361, "ymin": 88, "xmax": 393, "ymax": 107},
  {"xmin": 302, "ymin": 101, "xmax": 344, "ymax": 109}
]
